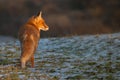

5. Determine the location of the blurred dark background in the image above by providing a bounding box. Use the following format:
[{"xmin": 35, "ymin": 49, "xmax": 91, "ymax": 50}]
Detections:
[{"xmin": 0, "ymin": 0, "xmax": 120, "ymax": 38}]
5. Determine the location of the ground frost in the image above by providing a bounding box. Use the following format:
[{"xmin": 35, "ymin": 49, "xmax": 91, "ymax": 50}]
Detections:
[{"xmin": 0, "ymin": 33, "xmax": 120, "ymax": 80}]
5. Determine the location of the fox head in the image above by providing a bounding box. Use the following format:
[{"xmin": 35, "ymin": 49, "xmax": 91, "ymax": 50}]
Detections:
[{"xmin": 28, "ymin": 11, "xmax": 49, "ymax": 31}]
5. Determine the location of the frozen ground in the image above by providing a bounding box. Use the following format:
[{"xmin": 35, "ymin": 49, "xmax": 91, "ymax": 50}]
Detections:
[
  {"xmin": 0, "ymin": 36, "xmax": 16, "ymax": 43},
  {"xmin": 0, "ymin": 33, "xmax": 120, "ymax": 80}
]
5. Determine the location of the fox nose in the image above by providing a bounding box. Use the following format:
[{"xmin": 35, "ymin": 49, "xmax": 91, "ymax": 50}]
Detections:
[{"xmin": 46, "ymin": 27, "xmax": 49, "ymax": 30}]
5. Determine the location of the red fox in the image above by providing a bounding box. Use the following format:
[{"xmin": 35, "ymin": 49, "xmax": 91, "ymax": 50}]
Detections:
[{"xmin": 18, "ymin": 11, "xmax": 49, "ymax": 68}]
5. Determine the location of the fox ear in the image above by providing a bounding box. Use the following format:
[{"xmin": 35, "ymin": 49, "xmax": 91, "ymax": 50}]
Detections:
[{"xmin": 38, "ymin": 11, "xmax": 42, "ymax": 18}]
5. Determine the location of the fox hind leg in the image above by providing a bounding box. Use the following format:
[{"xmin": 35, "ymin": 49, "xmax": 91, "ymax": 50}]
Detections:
[
  {"xmin": 21, "ymin": 59, "xmax": 26, "ymax": 68},
  {"xmin": 30, "ymin": 55, "xmax": 34, "ymax": 68}
]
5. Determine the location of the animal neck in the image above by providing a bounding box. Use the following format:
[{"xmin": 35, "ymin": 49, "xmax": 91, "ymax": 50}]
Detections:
[{"xmin": 27, "ymin": 21, "xmax": 40, "ymax": 32}]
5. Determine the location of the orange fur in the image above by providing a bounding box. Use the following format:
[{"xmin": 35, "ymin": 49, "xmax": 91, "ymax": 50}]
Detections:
[{"xmin": 18, "ymin": 12, "xmax": 49, "ymax": 68}]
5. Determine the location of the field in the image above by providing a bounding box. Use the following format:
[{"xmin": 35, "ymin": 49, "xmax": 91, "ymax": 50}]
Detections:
[{"xmin": 0, "ymin": 33, "xmax": 120, "ymax": 80}]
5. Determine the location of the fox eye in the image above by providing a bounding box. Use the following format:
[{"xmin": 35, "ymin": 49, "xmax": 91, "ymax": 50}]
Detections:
[{"xmin": 40, "ymin": 21, "xmax": 44, "ymax": 24}]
